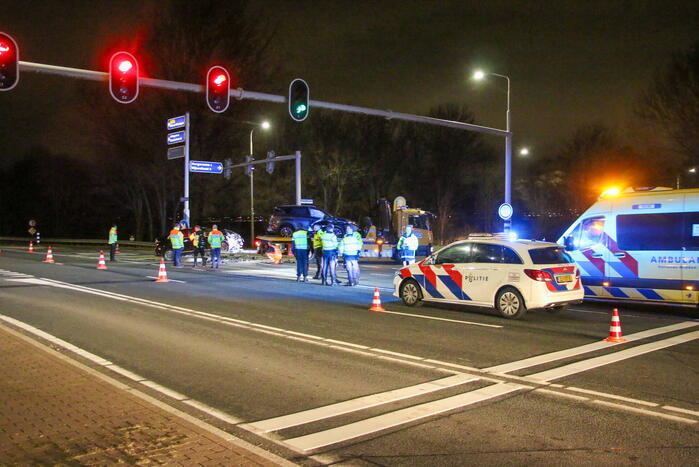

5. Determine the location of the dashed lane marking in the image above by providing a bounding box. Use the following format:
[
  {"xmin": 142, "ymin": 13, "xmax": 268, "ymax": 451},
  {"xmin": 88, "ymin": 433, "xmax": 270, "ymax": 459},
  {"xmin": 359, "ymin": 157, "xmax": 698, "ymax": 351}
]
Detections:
[{"xmin": 376, "ymin": 309, "xmax": 503, "ymax": 328}]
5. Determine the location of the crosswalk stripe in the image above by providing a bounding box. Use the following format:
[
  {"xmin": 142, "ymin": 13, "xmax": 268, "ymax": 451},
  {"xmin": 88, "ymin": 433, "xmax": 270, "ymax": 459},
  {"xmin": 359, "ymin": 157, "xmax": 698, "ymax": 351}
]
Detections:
[
  {"xmin": 245, "ymin": 373, "xmax": 479, "ymax": 433},
  {"xmin": 527, "ymin": 330, "xmax": 699, "ymax": 382},
  {"xmin": 284, "ymin": 382, "xmax": 522, "ymax": 452},
  {"xmin": 484, "ymin": 321, "xmax": 699, "ymax": 374}
]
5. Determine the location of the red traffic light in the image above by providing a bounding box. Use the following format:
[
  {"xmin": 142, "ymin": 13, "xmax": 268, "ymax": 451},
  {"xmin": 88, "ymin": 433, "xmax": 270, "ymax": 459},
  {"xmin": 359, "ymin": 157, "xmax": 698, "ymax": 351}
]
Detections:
[
  {"xmin": 206, "ymin": 66, "xmax": 230, "ymax": 113},
  {"xmin": 0, "ymin": 32, "xmax": 19, "ymax": 91},
  {"xmin": 109, "ymin": 51, "xmax": 139, "ymax": 104}
]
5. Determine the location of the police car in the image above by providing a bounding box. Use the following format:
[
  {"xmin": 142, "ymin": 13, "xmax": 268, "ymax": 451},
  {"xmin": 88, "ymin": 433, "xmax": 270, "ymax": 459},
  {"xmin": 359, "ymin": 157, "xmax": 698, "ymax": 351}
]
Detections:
[{"xmin": 393, "ymin": 234, "xmax": 584, "ymax": 319}]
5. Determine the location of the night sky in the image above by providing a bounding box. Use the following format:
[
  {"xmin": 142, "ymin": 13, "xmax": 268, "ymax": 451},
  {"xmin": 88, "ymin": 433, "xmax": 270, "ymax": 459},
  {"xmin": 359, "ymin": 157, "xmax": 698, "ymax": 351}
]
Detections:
[{"xmin": 2, "ymin": 0, "xmax": 699, "ymax": 159}]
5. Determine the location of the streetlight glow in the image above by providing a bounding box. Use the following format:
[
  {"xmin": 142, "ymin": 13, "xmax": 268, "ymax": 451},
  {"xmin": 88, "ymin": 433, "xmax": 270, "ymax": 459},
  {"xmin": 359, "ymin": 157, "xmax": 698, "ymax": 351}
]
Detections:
[
  {"xmin": 519, "ymin": 147, "xmax": 530, "ymax": 156},
  {"xmin": 261, "ymin": 120, "xmax": 271, "ymax": 130},
  {"xmin": 689, "ymin": 167, "xmax": 696, "ymax": 173},
  {"xmin": 473, "ymin": 70, "xmax": 486, "ymax": 81}
]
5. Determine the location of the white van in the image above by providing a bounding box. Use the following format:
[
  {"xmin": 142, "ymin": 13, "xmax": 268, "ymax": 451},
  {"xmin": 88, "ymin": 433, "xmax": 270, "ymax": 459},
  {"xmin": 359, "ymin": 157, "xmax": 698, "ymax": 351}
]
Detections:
[{"xmin": 557, "ymin": 187, "xmax": 698, "ymax": 306}]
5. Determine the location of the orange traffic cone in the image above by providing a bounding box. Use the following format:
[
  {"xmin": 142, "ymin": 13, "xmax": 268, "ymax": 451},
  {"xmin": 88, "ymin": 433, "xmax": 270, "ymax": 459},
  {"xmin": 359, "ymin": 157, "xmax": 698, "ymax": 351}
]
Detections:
[
  {"xmin": 369, "ymin": 287, "xmax": 386, "ymax": 312},
  {"xmin": 287, "ymin": 243, "xmax": 294, "ymax": 257},
  {"xmin": 266, "ymin": 244, "xmax": 283, "ymax": 264},
  {"xmin": 43, "ymin": 246, "xmax": 55, "ymax": 263},
  {"xmin": 97, "ymin": 251, "xmax": 108, "ymax": 270},
  {"xmin": 28, "ymin": 241, "xmax": 34, "ymax": 253},
  {"xmin": 115, "ymin": 244, "xmax": 121, "ymax": 254},
  {"xmin": 155, "ymin": 258, "xmax": 169, "ymax": 283},
  {"xmin": 604, "ymin": 308, "xmax": 626, "ymax": 343}
]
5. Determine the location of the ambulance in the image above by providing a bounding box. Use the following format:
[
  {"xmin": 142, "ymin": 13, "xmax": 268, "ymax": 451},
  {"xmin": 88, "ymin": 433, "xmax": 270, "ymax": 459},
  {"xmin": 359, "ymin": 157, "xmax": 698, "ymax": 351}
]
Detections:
[{"xmin": 557, "ymin": 187, "xmax": 699, "ymax": 306}]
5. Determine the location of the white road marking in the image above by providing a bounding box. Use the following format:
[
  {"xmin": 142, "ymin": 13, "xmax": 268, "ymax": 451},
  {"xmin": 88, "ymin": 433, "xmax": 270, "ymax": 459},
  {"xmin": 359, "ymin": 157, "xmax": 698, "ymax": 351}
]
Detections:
[
  {"xmin": 565, "ymin": 386, "xmax": 658, "ymax": 407},
  {"xmin": 106, "ymin": 364, "xmax": 146, "ymax": 382},
  {"xmin": 527, "ymin": 330, "xmax": 699, "ymax": 382},
  {"xmin": 244, "ymin": 374, "xmax": 478, "ymax": 433},
  {"xmin": 591, "ymin": 400, "xmax": 696, "ymax": 424},
  {"xmin": 140, "ymin": 380, "xmax": 189, "ymax": 401},
  {"xmin": 663, "ymin": 405, "xmax": 699, "ymax": 417},
  {"xmin": 534, "ymin": 388, "xmax": 589, "ymax": 402},
  {"xmin": 376, "ymin": 309, "xmax": 503, "ymax": 328},
  {"xmin": 484, "ymin": 321, "xmax": 699, "ymax": 374},
  {"xmin": 284, "ymin": 382, "xmax": 522, "ymax": 452}
]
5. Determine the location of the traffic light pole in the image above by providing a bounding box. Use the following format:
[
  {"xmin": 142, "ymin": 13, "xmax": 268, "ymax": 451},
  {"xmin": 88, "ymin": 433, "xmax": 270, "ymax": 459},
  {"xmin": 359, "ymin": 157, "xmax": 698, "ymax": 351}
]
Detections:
[{"xmin": 228, "ymin": 151, "xmax": 303, "ymax": 205}]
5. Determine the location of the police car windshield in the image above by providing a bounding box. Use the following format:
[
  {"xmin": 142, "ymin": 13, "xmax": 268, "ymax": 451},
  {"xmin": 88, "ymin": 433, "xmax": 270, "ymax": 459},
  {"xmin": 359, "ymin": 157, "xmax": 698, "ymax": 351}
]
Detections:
[{"xmin": 529, "ymin": 247, "xmax": 573, "ymax": 265}]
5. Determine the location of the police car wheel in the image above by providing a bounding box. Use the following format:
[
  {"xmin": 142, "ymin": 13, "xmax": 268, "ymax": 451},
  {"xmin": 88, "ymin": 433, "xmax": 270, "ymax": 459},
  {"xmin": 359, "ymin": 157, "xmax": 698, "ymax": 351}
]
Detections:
[
  {"xmin": 400, "ymin": 279, "xmax": 423, "ymax": 307},
  {"xmin": 496, "ymin": 287, "xmax": 526, "ymax": 319},
  {"xmin": 163, "ymin": 249, "xmax": 174, "ymax": 261}
]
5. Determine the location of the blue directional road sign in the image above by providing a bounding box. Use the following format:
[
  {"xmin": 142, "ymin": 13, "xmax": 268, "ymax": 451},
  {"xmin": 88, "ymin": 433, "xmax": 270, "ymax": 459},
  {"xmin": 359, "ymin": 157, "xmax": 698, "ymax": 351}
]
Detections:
[
  {"xmin": 167, "ymin": 115, "xmax": 186, "ymax": 130},
  {"xmin": 189, "ymin": 161, "xmax": 223, "ymax": 174},
  {"xmin": 167, "ymin": 131, "xmax": 185, "ymax": 145}
]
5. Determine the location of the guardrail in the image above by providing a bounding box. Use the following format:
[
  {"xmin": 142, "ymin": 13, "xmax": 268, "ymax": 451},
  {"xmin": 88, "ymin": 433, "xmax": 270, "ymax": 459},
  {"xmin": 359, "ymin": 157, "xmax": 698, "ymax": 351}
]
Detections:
[{"xmin": 0, "ymin": 237, "xmax": 154, "ymax": 248}]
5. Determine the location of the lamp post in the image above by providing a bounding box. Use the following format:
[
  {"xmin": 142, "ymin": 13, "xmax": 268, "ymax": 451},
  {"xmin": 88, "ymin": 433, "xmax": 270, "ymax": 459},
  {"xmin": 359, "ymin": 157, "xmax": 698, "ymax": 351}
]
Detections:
[
  {"xmin": 248, "ymin": 120, "xmax": 270, "ymax": 247},
  {"xmin": 473, "ymin": 69, "xmax": 512, "ymax": 231}
]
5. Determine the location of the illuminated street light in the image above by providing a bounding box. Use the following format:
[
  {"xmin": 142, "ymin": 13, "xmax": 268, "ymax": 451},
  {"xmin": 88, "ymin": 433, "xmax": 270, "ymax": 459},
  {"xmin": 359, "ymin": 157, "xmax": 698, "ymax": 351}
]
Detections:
[
  {"xmin": 248, "ymin": 120, "xmax": 271, "ymax": 247},
  {"xmin": 472, "ymin": 68, "xmax": 512, "ymax": 231},
  {"xmin": 519, "ymin": 147, "xmax": 530, "ymax": 156}
]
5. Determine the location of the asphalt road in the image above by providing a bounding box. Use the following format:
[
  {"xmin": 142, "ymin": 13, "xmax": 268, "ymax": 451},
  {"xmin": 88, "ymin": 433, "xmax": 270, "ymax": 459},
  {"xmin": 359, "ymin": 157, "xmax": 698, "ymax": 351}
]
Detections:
[{"xmin": 1, "ymin": 244, "xmax": 697, "ymax": 466}]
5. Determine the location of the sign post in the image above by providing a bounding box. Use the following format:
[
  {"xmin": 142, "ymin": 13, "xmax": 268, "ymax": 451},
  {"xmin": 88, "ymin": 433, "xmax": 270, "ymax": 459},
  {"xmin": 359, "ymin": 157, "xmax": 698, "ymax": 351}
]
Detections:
[{"xmin": 167, "ymin": 113, "xmax": 190, "ymax": 227}]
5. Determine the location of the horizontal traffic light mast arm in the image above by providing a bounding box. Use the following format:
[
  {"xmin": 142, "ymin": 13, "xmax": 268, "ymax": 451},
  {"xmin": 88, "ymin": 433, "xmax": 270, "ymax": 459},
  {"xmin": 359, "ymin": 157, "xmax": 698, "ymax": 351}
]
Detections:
[
  {"xmin": 18, "ymin": 60, "xmax": 509, "ymax": 137},
  {"xmin": 227, "ymin": 153, "xmax": 299, "ymax": 169}
]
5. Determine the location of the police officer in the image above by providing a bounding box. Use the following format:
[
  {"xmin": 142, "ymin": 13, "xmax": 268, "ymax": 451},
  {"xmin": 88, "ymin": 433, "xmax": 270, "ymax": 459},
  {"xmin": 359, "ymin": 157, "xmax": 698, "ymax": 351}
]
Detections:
[
  {"xmin": 208, "ymin": 224, "xmax": 224, "ymax": 269},
  {"xmin": 108, "ymin": 224, "xmax": 118, "ymax": 262},
  {"xmin": 396, "ymin": 224, "xmax": 419, "ymax": 266},
  {"xmin": 189, "ymin": 225, "xmax": 207, "ymax": 268},
  {"xmin": 339, "ymin": 225, "xmax": 361, "ymax": 286},
  {"xmin": 320, "ymin": 224, "xmax": 341, "ymax": 286},
  {"xmin": 292, "ymin": 227, "xmax": 310, "ymax": 282},
  {"xmin": 312, "ymin": 224, "xmax": 324, "ymax": 280},
  {"xmin": 169, "ymin": 223, "xmax": 184, "ymax": 267}
]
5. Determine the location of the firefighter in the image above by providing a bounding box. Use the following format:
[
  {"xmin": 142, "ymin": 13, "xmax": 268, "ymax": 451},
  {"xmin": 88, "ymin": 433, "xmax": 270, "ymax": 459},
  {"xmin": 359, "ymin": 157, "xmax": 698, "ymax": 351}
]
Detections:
[
  {"xmin": 189, "ymin": 225, "xmax": 207, "ymax": 268},
  {"xmin": 339, "ymin": 225, "xmax": 361, "ymax": 286},
  {"xmin": 312, "ymin": 224, "xmax": 324, "ymax": 280},
  {"xmin": 292, "ymin": 227, "xmax": 310, "ymax": 282},
  {"xmin": 169, "ymin": 223, "xmax": 184, "ymax": 267},
  {"xmin": 396, "ymin": 224, "xmax": 419, "ymax": 266},
  {"xmin": 208, "ymin": 224, "xmax": 224, "ymax": 269},
  {"xmin": 108, "ymin": 224, "xmax": 118, "ymax": 262},
  {"xmin": 320, "ymin": 224, "xmax": 341, "ymax": 286}
]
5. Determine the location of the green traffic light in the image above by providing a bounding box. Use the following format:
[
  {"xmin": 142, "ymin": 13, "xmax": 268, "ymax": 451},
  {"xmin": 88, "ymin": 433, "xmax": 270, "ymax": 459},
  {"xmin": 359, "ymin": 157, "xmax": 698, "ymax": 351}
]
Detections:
[{"xmin": 295, "ymin": 104, "xmax": 307, "ymax": 115}]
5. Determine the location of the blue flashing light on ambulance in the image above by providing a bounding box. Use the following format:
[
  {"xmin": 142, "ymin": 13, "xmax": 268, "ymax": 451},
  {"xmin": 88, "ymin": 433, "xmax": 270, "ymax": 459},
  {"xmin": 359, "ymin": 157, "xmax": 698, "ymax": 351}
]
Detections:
[{"xmin": 557, "ymin": 186, "xmax": 699, "ymax": 307}]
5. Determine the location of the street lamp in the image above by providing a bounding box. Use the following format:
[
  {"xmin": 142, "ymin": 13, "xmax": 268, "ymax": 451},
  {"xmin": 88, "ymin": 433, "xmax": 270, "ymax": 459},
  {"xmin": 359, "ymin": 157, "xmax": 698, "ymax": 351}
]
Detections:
[
  {"xmin": 473, "ymin": 69, "xmax": 512, "ymax": 231},
  {"xmin": 676, "ymin": 167, "xmax": 697, "ymax": 189},
  {"xmin": 519, "ymin": 147, "xmax": 530, "ymax": 156},
  {"xmin": 249, "ymin": 120, "xmax": 271, "ymax": 247}
]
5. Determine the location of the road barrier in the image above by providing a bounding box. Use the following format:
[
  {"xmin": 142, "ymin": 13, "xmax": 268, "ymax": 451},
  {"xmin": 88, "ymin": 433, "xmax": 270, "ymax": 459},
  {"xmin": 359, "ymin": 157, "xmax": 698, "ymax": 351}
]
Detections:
[{"xmin": 0, "ymin": 236, "xmax": 153, "ymax": 248}]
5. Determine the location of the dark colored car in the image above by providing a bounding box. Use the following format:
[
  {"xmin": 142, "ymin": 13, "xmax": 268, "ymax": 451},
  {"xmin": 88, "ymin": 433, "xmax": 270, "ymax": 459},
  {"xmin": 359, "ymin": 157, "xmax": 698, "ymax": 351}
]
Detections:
[
  {"xmin": 267, "ymin": 205, "xmax": 332, "ymax": 237},
  {"xmin": 154, "ymin": 228, "xmax": 230, "ymax": 261}
]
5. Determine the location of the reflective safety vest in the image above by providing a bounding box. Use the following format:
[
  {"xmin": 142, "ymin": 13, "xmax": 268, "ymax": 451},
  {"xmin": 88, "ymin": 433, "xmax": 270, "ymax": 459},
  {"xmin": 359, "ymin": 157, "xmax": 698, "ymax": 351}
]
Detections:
[
  {"xmin": 313, "ymin": 231, "xmax": 323, "ymax": 249},
  {"xmin": 108, "ymin": 227, "xmax": 118, "ymax": 244},
  {"xmin": 396, "ymin": 232, "xmax": 419, "ymax": 251},
  {"xmin": 189, "ymin": 231, "xmax": 201, "ymax": 247},
  {"xmin": 292, "ymin": 229, "xmax": 309, "ymax": 249},
  {"xmin": 169, "ymin": 229, "xmax": 184, "ymax": 249},
  {"xmin": 320, "ymin": 231, "xmax": 338, "ymax": 250},
  {"xmin": 339, "ymin": 234, "xmax": 361, "ymax": 256},
  {"xmin": 208, "ymin": 229, "xmax": 223, "ymax": 248}
]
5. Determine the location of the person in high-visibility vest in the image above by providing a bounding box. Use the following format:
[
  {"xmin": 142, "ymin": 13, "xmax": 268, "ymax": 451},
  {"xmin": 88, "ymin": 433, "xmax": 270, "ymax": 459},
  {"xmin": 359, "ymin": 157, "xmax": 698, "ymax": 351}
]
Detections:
[
  {"xmin": 208, "ymin": 224, "xmax": 224, "ymax": 269},
  {"xmin": 169, "ymin": 224, "xmax": 185, "ymax": 267},
  {"xmin": 320, "ymin": 224, "xmax": 341, "ymax": 286},
  {"xmin": 311, "ymin": 224, "xmax": 324, "ymax": 280},
  {"xmin": 339, "ymin": 225, "xmax": 362, "ymax": 286},
  {"xmin": 396, "ymin": 224, "xmax": 419, "ymax": 266},
  {"xmin": 108, "ymin": 224, "xmax": 118, "ymax": 262},
  {"xmin": 189, "ymin": 225, "xmax": 207, "ymax": 268},
  {"xmin": 292, "ymin": 227, "xmax": 310, "ymax": 282}
]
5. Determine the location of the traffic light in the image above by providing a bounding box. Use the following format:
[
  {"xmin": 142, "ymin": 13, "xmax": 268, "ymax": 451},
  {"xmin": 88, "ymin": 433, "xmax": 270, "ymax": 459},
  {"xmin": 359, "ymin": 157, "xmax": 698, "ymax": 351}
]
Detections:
[
  {"xmin": 266, "ymin": 151, "xmax": 276, "ymax": 174},
  {"xmin": 245, "ymin": 155, "xmax": 255, "ymax": 176},
  {"xmin": 206, "ymin": 66, "xmax": 230, "ymax": 113},
  {"xmin": 0, "ymin": 32, "xmax": 19, "ymax": 91},
  {"xmin": 288, "ymin": 78, "xmax": 309, "ymax": 122},
  {"xmin": 109, "ymin": 51, "xmax": 139, "ymax": 104}
]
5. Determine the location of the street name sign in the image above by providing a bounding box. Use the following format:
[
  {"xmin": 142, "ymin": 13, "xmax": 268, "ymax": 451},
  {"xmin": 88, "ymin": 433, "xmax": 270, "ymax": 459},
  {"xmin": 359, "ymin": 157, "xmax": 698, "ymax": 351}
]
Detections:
[
  {"xmin": 166, "ymin": 115, "xmax": 186, "ymax": 130},
  {"xmin": 167, "ymin": 131, "xmax": 185, "ymax": 145},
  {"xmin": 189, "ymin": 160, "xmax": 223, "ymax": 174}
]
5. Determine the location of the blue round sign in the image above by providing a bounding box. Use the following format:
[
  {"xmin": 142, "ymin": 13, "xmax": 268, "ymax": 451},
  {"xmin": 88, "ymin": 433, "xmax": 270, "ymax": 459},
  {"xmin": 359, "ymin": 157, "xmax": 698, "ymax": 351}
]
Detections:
[{"xmin": 498, "ymin": 203, "xmax": 513, "ymax": 221}]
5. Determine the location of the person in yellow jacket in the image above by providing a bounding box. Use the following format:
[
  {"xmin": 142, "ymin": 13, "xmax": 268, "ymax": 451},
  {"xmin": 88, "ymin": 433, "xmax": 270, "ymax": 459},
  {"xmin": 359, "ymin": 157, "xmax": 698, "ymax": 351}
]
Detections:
[
  {"xmin": 169, "ymin": 223, "xmax": 185, "ymax": 267},
  {"xmin": 311, "ymin": 224, "xmax": 324, "ymax": 280},
  {"xmin": 108, "ymin": 224, "xmax": 118, "ymax": 262},
  {"xmin": 208, "ymin": 224, "xmax": 224, "ymax": 269},
  {"xmin": 339, "ymin": 225, "xmax": 362, "ymax": 286},
  {"xmin": 189, "ymin": 225, "xmax": 207, "ymax": 268}
]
